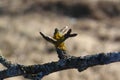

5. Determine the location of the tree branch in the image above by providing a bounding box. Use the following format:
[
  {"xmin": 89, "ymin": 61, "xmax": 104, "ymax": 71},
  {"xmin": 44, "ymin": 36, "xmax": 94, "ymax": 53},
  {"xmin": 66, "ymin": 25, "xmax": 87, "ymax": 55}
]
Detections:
[
  {"xmin": 0, "ymin": 27, "xmax": 120, "ymax": 80},
  {"xmin": 0, "ymin": 52, "xmax": 120, "ymax": 79}
]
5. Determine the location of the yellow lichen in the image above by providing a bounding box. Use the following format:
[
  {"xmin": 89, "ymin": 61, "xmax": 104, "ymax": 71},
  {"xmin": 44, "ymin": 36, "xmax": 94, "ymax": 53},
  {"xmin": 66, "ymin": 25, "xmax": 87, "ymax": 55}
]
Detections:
[{"xmin": 53, "ymin": 28, "xmax": 66, "ymax": 50}]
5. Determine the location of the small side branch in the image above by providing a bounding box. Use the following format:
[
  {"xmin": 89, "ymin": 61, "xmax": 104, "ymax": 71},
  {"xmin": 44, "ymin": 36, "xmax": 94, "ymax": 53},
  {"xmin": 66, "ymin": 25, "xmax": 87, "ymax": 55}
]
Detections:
[
  {"xmin": 40, "ymin": 27, "xmax": 77, "ymax": 59},
  {"xmin": 0, "ymin": 52, "xmax": 119, "ymax": 79},
  {"xmin": 56, "ymin": 48, "xmax": 74, "ymax": 59}
]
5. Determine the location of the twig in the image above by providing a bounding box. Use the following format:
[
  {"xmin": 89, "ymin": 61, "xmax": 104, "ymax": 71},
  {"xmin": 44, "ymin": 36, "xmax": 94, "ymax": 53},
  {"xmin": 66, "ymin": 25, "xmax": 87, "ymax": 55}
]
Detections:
[{"xmin": 40, "ymin": 27, "xmax": 77, "ymax": 59}]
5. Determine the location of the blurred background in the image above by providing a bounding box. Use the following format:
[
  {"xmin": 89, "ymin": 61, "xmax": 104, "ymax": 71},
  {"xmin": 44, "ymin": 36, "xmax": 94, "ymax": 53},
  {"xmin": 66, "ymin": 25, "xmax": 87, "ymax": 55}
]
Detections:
[{"xmin": 0, "ymin": 0, "xmax": 120, "ymax": 80}]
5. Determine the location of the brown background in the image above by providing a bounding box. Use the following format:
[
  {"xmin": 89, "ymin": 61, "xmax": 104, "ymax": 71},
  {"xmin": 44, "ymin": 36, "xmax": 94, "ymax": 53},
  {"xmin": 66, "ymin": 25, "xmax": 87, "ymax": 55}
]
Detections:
[{"xmin": 0, "ymin": 0, "xmax": 120, "ymax": 80}]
